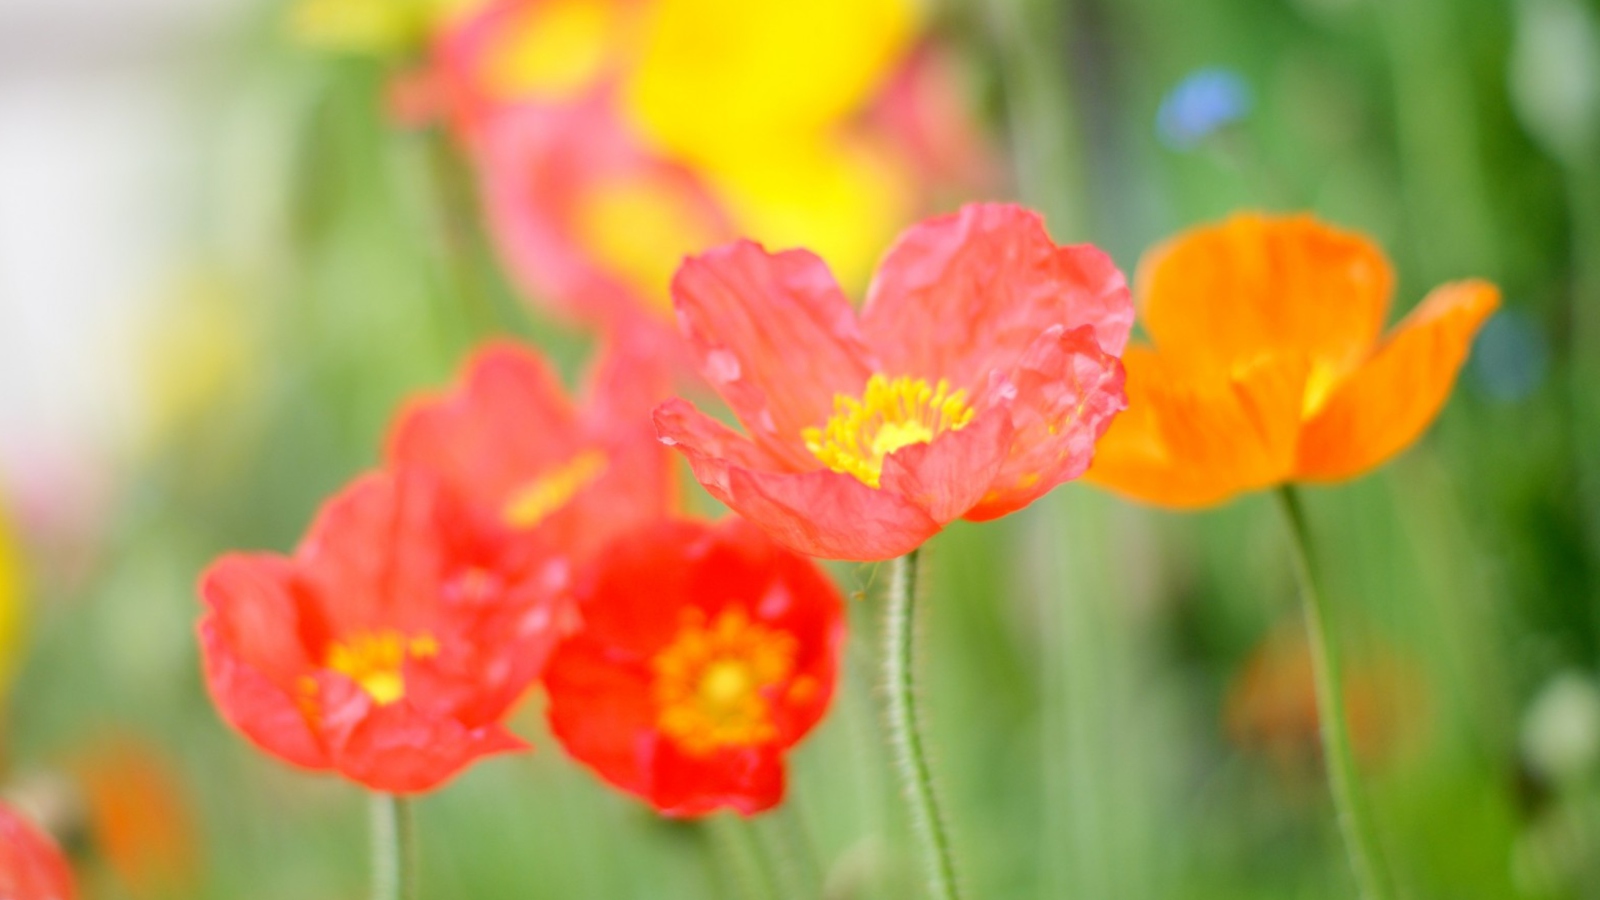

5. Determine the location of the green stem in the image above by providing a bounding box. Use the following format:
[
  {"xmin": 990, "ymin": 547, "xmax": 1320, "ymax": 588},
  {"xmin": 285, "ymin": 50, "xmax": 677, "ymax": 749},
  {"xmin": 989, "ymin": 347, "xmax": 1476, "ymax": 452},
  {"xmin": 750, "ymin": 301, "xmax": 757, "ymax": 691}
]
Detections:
[
  {"xmin": 370, "ymin": 793, "xmax": 418, "ymax": 900},
  {"xmin": 1275, "ymin": 487, "xmax": 1394, "ymax": 900},
  {"xmin": 885, "ymin": 549, "xmax": 962, "ymax": 900},
  {"xmin": 705, "ymin": 815, "xmax": 779, "ymax": 900}
]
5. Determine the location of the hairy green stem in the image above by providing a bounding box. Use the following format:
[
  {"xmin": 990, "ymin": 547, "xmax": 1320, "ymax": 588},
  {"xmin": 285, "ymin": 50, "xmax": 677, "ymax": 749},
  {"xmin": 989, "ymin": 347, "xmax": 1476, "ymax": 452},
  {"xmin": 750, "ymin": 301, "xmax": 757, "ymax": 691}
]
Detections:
[
  {"xmin": 370, "ymin": 793, "xmax": 418, "ymax": 900},
  {"xmin": 885, "ymin": 549, "xmax": 962, "ymax": 900},
  {"xmin": 1275, "ymin": 487, "xmax": 1394, "ymax": 900}
]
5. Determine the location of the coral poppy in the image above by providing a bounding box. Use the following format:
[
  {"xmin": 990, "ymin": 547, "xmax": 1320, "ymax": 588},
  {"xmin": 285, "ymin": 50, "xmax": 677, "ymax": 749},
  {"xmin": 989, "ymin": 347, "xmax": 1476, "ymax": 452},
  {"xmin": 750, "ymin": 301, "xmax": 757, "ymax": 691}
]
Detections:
[
  {"xmin": 654, "ymin": 202, "xmax": 1132, "ymax": 560},
  {"xmin": 1086, "ymin": 212, "xmax": 1500, "ymax": 507},
  {"xmin": 0, "ymin": 802, "xmax": 75, "ymax": 900},
  {"xmin": 197, "ymin": 470, "xmax": 566, "ymax": 794},
  {"xmin": 543, "ymin": 517, "xmax": 843, "ymax": 816},
  {"xmin": 387, "ymin": 338, "xmax": 676, "ymax": 562}
]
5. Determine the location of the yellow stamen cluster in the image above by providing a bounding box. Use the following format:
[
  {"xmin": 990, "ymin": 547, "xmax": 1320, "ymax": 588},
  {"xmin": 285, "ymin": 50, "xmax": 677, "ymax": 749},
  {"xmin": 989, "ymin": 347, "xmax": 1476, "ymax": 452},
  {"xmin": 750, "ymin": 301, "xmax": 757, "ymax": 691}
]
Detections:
[
  {"xmin": 803, "ymin": 374, "xmax": 976, "ymax": 488},
  {"xmin": 503, "ymin": 450, "xmax": 609, "ymax": 529},
  {"xmin": 324, "ymin": 630, "xmax": 439, "ymax": 706},
  {"xmin": 652, "ymin": 608, "xmax": 797, "ymax": 756}
]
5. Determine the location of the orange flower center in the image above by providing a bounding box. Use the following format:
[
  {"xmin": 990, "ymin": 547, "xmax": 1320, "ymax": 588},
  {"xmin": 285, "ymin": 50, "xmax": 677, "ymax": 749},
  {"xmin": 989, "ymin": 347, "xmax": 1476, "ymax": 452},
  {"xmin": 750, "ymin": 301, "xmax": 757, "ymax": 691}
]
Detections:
[
  {"xmin": 803, "ymin": 374, "xmax": 975, "ymax": 488},
  {"xmin": 324, "ymin": 630, "xmax": 439, "ymax": 706},
  {"xmin": 652, "ymin": 608, "xmax": 797, "ymax": 755},
  {"xmin": 502, "ymin": 449, "xmax": 609, "ymax": 529}
]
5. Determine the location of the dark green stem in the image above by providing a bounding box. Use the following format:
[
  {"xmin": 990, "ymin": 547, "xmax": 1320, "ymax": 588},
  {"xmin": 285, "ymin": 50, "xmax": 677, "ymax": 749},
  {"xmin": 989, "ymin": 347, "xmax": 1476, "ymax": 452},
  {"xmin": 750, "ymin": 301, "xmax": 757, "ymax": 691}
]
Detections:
[
  {"xmin": 370, "ymin": 793, "xmax": 418, "ymax": 900},
  {"xmin": 885, "ymin": 549, "xmax": 962, "ymax": 900},
  {"xmin": 1275, "ymin": 487, "xmax": 1395, "ymax": 900}
]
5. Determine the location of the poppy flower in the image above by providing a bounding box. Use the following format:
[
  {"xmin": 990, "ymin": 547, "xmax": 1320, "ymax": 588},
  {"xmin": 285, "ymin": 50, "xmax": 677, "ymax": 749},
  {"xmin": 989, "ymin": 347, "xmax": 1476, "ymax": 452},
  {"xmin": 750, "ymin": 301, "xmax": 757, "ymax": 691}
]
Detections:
[
  {"xmin": 654, "ymin": 202, "xmax": 1132, "ymax": 560},
  {"xmin": 1223, "ymin": 626, "xmax": 1423, "ymax": 771},
  {"xmin": 387, "ymin": 338, "xmax": 676, "ymax": 562},
  {"xmin": 197, "ymin": 470, "xmax": 566, "ymax": 794},
  {"xmin": 1085, "ymin": 213, "xmax": 1500, "ymax": 507},
  {"xmin": 0, "ymin": 801, "xmax": 75, "ymax": 900},
  {"xmin": 73, "ymin": 736, "xmax": 200, "ymax": 898},
  {"xmin": 543, "ymin": 517, "xmax": 843, "ymax": 816}
]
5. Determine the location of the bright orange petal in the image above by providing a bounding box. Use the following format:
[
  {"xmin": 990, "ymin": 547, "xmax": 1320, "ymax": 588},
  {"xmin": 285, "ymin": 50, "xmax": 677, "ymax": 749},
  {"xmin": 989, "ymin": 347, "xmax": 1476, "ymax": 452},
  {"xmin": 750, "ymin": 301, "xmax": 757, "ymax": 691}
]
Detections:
[
  {"xmin": 1140, "ymin": 213, "xmax": 1393, "ymax": 378},
  {"xmin": 1296, "ymin": 280, "xmax": 1499, "ymax": 482},
  {"xmin": 1086, "ymin": 346, "xmax": 1308, "ymax": 508}
]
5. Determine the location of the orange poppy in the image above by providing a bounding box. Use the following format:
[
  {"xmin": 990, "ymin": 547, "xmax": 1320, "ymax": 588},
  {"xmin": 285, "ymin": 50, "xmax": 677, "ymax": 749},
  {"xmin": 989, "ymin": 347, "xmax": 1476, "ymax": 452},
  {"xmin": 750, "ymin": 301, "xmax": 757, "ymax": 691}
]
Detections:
[{"xmin": 1086, "ymin": 212, "xmax": 1499, "ymax": 507}]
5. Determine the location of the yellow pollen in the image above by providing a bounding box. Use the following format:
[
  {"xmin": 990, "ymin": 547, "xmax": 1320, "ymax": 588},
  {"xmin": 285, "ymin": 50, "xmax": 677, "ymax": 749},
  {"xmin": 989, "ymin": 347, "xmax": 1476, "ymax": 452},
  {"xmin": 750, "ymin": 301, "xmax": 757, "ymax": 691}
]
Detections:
[
  {"xmin": 802, "ymin": 374, "xmax": 975, "ymax": 488},
  {"xmin": 652, "ymin": 608, "xmax": 797, "ymax": 756},
  {"xmin": 503, "ymin": 450, "xmax": 609, "ymax": 529},
  {"xmin": 324, "ymin": 629, "xmax": 438, "ymax": 706}
]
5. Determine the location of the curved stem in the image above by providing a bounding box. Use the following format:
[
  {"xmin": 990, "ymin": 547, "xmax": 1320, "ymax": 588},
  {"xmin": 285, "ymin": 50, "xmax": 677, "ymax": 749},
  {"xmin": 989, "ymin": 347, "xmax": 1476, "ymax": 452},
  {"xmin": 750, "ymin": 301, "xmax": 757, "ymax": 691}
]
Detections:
[
  {"xmin": 885, "ymin": 549, "xmax": 962, "ymax": 900},
  {"xmin": 370, "ymin": 793, "xmax": 418, "ymax": 900},
  {"xmin": 1275, "ymin": 487, "xmax": 1394, "ymax": 900}
]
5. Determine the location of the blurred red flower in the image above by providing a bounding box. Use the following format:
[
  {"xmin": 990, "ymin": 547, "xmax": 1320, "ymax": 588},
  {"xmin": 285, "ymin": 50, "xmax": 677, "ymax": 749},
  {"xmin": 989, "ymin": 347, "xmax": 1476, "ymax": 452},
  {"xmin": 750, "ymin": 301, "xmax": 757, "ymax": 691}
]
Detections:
[
  {"xmin": 543, "ymin": 517, "xmax": 843, "ymax": 816},
  {"xmin": 655, "ymin": 202, "xmax": 1133, "ymax": 560},
  {"xmin": 197, "ymin": 470, "xmax": 567, "ymax": 794},
  {"xmin": 388, "ymin": 339, "xmax": 677, "ymax": 562},
  {"xmin": 0, "ymin": 802, "xmax": 75, "ymax": 900}
]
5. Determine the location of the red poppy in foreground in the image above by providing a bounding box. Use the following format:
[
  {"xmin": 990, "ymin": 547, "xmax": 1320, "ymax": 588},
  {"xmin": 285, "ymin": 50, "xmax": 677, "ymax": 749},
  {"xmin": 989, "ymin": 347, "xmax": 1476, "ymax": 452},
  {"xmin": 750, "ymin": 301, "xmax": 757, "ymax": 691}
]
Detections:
[
  {"xmin": 655, "ymin": 202, "xmax": 1133, "ymax": 560},
  {"xmin": 0, "ymin": 801, "xmax": 75, "ymax": 900},
  {"xmin": 388, "ymin": 338, "xmax": 676, "ymax": 562},
  {"xmin": 543, "ymin": 518, "xmax": 843, "ymax": 816},
  {"xmin": 198, "ymin": 470, "xmax": 567, "ymax": 793}
]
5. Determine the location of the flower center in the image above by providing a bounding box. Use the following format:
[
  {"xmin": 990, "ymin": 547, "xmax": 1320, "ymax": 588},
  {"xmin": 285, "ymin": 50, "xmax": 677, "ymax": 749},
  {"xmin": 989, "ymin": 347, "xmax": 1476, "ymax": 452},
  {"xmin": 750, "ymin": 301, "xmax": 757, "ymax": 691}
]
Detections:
[
  {"xmin": 324, "ymin": 630, "xmax": 439, "ymax": 706},
  {"xmin": 652, "ymin": 608, "xmax": 797, "ymax": 756},
  {"xmin": 502, "ymin": 450, "xmax": 609, "ymax": 529},
  {"xmin": 802, "ymin": 374, "xmax": 975, "ymax": 488}
]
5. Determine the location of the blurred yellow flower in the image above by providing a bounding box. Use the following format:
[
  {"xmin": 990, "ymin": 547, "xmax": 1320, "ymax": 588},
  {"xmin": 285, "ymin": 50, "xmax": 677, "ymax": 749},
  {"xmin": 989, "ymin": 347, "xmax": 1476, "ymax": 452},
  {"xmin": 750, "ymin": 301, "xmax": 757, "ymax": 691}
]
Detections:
[
  {"xmin": 700, "ymin": 134, "xmax": 914, "ymax": 291},
  {"xmin": 480, "ymin": 0, "xmax": 638, "ymax": 101},
  {"xmin": 623, "ymin": 0, "xmax": 918, "ymax": 167},
  {"xmin": 291, "ymin": 0, "xmax": 479, "ymax": 55},
  {"xmin": 135, "ymin": 274, "xmax": 257, "ymax": 454},
  {"xmin": 0, "ymin": 505, "xmax": 21, "ymax": 701}
]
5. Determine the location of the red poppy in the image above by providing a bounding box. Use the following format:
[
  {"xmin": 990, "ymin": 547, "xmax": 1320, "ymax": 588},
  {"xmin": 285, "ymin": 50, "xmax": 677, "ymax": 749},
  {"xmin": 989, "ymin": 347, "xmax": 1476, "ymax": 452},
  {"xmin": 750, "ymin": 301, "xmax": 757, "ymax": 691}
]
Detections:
[
  {"xmin": 543, "ymin": 517, "xmax": 843, "ymax": 816},
  {"xmin": 387, "ymin": 338, "xmax": 677, "ymax": 563},
  {"xmin": 0, "ymin": 801, "xmax": 75, "ymax": 900},
  {"xmin": 197, "ymin": 470, "xmax": 566, "ymax": 794},
  {"xmin": 654, "ymin": 202, "xmax": 1132, "ymax": 560}
]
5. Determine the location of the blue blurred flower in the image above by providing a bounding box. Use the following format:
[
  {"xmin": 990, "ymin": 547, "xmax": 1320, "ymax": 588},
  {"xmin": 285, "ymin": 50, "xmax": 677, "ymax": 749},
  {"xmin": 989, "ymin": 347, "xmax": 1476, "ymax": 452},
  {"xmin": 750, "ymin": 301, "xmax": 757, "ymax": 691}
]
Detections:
[
  {"xmin": 1473, "ymin": 308, "xmax": 1549, "ymax": 403},
  {"xmin": 1157, "ymin": 67, "xmax": 1253, "ymax": 150}
]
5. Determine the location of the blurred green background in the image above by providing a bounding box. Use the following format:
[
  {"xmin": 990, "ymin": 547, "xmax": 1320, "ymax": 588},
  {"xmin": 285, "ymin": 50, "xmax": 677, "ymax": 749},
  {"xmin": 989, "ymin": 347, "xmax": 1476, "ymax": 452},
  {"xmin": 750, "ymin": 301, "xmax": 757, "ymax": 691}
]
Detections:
[{"xmin": 2, "ymin": 0, "xmax": 1598, "ymax": 897}]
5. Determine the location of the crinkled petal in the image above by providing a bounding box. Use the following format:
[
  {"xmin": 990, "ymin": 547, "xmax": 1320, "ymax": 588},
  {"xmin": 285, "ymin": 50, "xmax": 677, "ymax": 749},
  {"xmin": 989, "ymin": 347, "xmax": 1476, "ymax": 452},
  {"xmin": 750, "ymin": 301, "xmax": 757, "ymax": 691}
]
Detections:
[
  {"xmin": 198, "ymin": 554, "xmax": 316, "ymax": 683},
  {"xmin": 196, "ymin": 619, "xmax": 329, "ymax": 771},
  {"xmin": 387, "ymin": 341, "xmax": 583, "ymax": 513},
  {"xmin": 650, "ymin": 741, "xmax": 786, "ymax": 818},
  {"xmin": 860, "ymin": 203, "xmax": 1133, "ymax": 385},
  {"xmin": 295, "ymin": 472, "xmax": 451, "ymax": 634},
  {"xmin": 543, "ymin": 635, "xmax": 659, "ymax": 801},
  {"xmin": 654, "ymin": 398, "xmax": 792, "ymax": 505},
  {"xmin": 965, "ymin": 325, "xmax": 1126, "ymax": 521},
  {"xmin": 316, "ymin": 677, "xmax": 528, "ymax": 794},
  {"xmin": 1140, "ymin": 213, "xmax": 1393, "ymax": 377},
  {"xmin": 724, "ymin": 466, "xmax": 940, "ymax": 560},
  {"xmin": 880, "ymin": 406, "xmax": 1013, "ymax": 523},
  {"xmin": 672, "ymin": 241, "xmax": 874, "ymax": 466},
  {"xmin": 1297, "ymin": 280, "xmax": 1499, "ymax": 482},
  {"xmin": 1086, "ymin": 347, "xmax": 1309, "ymax": 508}
]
